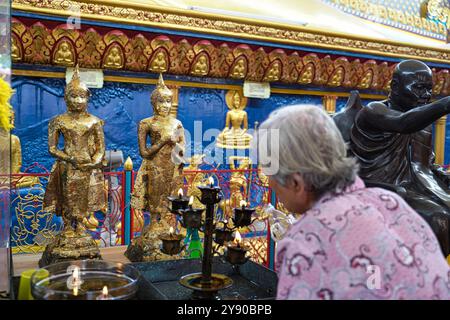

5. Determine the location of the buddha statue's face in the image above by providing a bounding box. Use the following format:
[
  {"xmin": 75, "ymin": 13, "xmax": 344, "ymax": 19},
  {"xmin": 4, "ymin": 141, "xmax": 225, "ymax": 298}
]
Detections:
[
  {"xmin": 232, "ymin": 93, "xmax": 241, "ymax": 109},
  {"xmin": 111, "ymin": 48, "xmax": 119, "ymax": 57},
  {"xmin": 154, "ymin": 93, "xmax": 172, "ymax": 117},
  {"xmin": 61, "ymin": 43, "xmax": 69, "ymax": 52},
  {"xmin": 66, "ymin": 90, "xmax": 89, "ymax": 113},
  {"xmin": 198, "ymin": 56, "xmax": 207, "ymax": 65},
  {"xmin": 391, "ymin": 60, "xmax": 433, "ymax": 110},
  {"xmin": 157, "ymin": 52, "xmax": 164, "ymax": 61}
]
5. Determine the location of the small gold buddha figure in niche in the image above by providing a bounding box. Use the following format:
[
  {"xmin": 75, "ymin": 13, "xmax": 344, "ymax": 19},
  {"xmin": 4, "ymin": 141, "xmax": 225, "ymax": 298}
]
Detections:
[
  {"xmin": 358, "ymin": 70, "xmax": 373, "ymax": 89},
  {"xmin": 39, "ymin": 65, "xmax": 107, "ymax": 267},
  {"xmin": 54, "ymin": 41, "xmax": 75, "ymax": 66},
  {"xmin": 125, "ymin": 74, "xmax": 185, "ymax": 262},
  {"xmin": 298, "ymin": 63, "xmax": 314, "ymax": 84},
  {"xmin": 191, "ymin": 55, "xmax": 209, "ymax": 76},
  {"xmin": 104, "ymin": 47, "xmax": 123, "ymax": 69},
  {"xmin": 230, "ymin": 58, "xmax": 246, "ymax": 79},
  {"xmin": 263, "ymin": 61, "xmax": 281, "ymax": 82},
  {"xmin": 149, "ymin": 51, "xmax": 168, "ymax": 73},
  {"xmin": 329, "ymin": 67, "xmax": 344, "ymax": 87},
  {"xmin": 216, "ymin": 90, "xmax": 253, "ymax": 149}
]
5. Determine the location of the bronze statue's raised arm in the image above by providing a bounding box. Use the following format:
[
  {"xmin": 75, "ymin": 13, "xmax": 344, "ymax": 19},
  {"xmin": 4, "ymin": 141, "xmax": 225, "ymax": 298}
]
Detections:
[
  {"xmin": 359, "ymin": 96, "xmax": 450, "ymax": 134},
  {"xmin": 137, "ymin": 121, "xmax": 168, "ymax": 159},
  {"xmin": 48, "ymin": 118, "xmax": 72, "ymax": 163}
]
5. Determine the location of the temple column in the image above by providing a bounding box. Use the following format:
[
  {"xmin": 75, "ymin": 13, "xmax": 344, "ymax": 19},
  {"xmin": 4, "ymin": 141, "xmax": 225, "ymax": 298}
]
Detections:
[
  {"xmin": 323, "ymin": 95, "xmax": 337, "ymax": 115},
  {"xmin": 434, "ymin": 116, "xmax": 447, "ymax": 165}
]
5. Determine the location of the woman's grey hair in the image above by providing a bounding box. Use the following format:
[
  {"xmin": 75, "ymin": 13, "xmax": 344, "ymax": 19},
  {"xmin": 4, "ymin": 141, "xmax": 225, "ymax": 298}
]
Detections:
[{"xmin": 255, "ymin": 104, "xmax": 358, "ymax": 197}]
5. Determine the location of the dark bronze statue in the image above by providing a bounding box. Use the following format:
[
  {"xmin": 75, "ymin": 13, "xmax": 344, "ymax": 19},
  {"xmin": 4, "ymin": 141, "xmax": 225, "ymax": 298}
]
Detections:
[{"xmin": 334, "ymin": 60, "xmax": 450, "ymax": 258}]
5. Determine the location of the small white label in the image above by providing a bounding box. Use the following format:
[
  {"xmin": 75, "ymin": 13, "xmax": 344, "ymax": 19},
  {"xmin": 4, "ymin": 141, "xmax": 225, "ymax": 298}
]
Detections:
[
  {"xmin": 243, "ymin": 81, "xmax": 271, "ymax": 99},
  {"xmin": 66, "ymin": 68, "xmax": 104, "ymax": 88}
]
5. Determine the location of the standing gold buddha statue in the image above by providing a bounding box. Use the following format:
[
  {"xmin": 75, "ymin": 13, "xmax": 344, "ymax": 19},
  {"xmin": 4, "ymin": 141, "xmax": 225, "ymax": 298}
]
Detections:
[
  {"xmin": 125, "ymin": 74, "xmax": 185, "ymax": 262},
  {"xmin": 216, "ymin": 90, "xmax": 253, "ymax": 149},
  {"xmin": 39, "ymin": 66, "xmax": 108, "ymax": 267}
]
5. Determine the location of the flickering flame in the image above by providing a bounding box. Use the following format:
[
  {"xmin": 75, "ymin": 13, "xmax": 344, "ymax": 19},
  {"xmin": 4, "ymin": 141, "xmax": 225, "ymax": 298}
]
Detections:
[
  {"xmin": 102, "ymin": 286, "xmax": 108, "ymax": 296},
  {"xmin": 177, "ymin": 188, "xmax": 183, "ymax": 197},
  {"xmin": 234, "ymin": 231, "xmax": 242, "ymax": 244},
  {"xmin": 72, "ymin": 267, "xmax": 79, "ymax": 281},
  {"xmin": 208, "ymin": 176, "xmax": 214, "ymax": 186},
  {"xmin": 189, "ymin": 196, "xmax": 194, "ymax": 206},
  {"xmin": 169, "ymin": 227, "xmax": 174, "ymax": 235},
  {"xmin": 240, "ymin": 200, "xmax": 247, "ymax": 207}
]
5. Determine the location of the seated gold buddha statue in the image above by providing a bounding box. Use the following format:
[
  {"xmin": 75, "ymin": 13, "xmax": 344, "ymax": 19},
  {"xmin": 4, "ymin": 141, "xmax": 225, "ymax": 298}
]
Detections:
[
  {"xmin": 263, "ymin": 61, "xmax": 281, "ymax": 82},
  {"xmin": 150, "ymin": 51, "xmax": 168, "ymax": 73},
  {"xmin": 216, "ymin": 90, "xmax": 252, "ymax": 149},
  {"xmin": 231, "ymin": 59, "xmax": 246, "ymax": 79},
  {"xmin": 191, "ymin": 55, "xmax": 209, "ymax": 76},
  {"xmin": 104, "ymin": 47, "xmax": 123, "ymax": 69},
  {"xmin": 54, "ymin": 41, "xmax": 74, "ymax": 66}
]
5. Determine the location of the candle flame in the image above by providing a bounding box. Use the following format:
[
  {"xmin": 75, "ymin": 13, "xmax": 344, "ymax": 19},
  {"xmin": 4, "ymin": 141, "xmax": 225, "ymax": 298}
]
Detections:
[
  {"xmin": 169, "ymin": 226, "xmax": 174, "ymax": 235},
  {"xmin": 73, "ymin": 267, "xmax": 79, "ymax": 280},
  {"xmin": 102, "ymin": 286, "xmax": 108, "ymax": 296},
  {"xmin": 208, "ymin": 176, "xmax": 214, "ymax": 186},
  {"xmin": 234, "ymin": 231, "xmax": 242, "ymax": 244},
  {"xmin": 240, "ymin": 200, "xmax": 247, "ymax": 207},
  {"xmin": 177, "ymin": 188, "xmax": 183, "ymax": 197},
  {"xmin": 73, "ymin": 286, "xmax": 78, "ymax": 296},
  {"xmin": 189, "ymin": 196, "xmax": 194, "ymax": 206}
]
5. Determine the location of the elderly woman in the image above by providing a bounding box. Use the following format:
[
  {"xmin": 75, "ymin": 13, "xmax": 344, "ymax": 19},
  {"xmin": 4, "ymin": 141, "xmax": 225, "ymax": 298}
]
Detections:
[{"xmin": 257, "ymin": 104, "xmax": 450, "ymax": 300}]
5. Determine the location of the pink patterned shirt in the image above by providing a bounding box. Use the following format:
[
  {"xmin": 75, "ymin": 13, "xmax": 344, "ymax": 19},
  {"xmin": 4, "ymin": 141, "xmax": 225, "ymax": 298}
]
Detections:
[{"xmin": 275, "ymin": 176, "xmax": 450, "ymax": 300}]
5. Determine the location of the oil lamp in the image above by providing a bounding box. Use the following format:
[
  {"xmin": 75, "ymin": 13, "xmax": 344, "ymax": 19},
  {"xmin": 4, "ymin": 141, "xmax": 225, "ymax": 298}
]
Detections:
[
  {"xmin": 30, "ymin": 260, "xmax": 141, "ymax": 300},
  {"xmin": 167, "ymin": 188, "xmax": 190, "ymax": 214},
  {"xmin": 232, "ymin": 200, "xmax": 256, "ymax": 227},
  {"xmin": 179, "ymin": 196, "xmax": 204, "ymax": 229},
  {"xmin": 96, "ymin": 286, "xmax": 112, "ymax": 300},
  {"xmin": 159, "ymin": 227, "xmax": 185, "ymax": 255},
  {"xmin": 226, "ymin": 231, "xmax": 250, "ymax": 265},
  {"xmin": 214, "ymin": 220, "xmax": 233, "ymax": 246},
  {"xmin": 197, "ymin": 177, "xmax": 221, "ymax": 204}
]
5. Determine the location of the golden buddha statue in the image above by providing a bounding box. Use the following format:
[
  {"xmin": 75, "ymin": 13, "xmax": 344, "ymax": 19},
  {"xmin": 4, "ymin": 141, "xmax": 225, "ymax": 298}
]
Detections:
[
  {"xmin": 183, "ymin": 154, "xmax": 207, "ymax": 209},
  {"xmin": 54, "ymin": 41, "xmax": 74, "ymax": 66},
  {"xmin": 150, "ymin": 51, "xmax": 168, "ymax": 73},
  {"xmin": 263, "ymin": 61, "xmax": 281, "ymax": 82},
  {"xmin": 104, "ymin": 47, "xmax": 123, "ymax": 69},
  {"xmin": 4, "ymin": 111, "xmax": 40, "ymax": 188},
  {"xmin": 219, "ymin": 156, "xmax": 251, "ymax": 230},
  {"xmin": 298, "ymin": 63, "xmax": 314, "ymax": 84},
  {"xmin": 230, "ymin": 58, "xmax": 247, "ymax": 79},
  {"xmin": 216, "ymin": 90, "xmax": 252, "ymax": 149},
  {"xmin": 191, "ymin": 55, "xmax": 209, "ymax": 76},
  {"xmin": 39, "ymin": 65, "xmax": 108, "ymax": 267},
  {"xmin": 125, "ymin": 74, "xmax": 186, "ymax": 262}
]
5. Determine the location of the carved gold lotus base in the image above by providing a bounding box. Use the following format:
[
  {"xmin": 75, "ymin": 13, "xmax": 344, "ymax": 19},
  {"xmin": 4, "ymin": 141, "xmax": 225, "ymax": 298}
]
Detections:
[
  {"xmin": 38, "ymin": 228, "xmax": 102, "ymax": 267},
  {"xmin": 125, "ymin": 218, "xmax": 183, "ymax": 263}
]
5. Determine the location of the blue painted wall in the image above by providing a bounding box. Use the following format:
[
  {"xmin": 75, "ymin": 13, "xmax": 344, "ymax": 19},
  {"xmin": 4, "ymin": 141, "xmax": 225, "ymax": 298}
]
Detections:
[{"xmin": 11, "ymin": 76, "xmax": 323, "ymax": 171}]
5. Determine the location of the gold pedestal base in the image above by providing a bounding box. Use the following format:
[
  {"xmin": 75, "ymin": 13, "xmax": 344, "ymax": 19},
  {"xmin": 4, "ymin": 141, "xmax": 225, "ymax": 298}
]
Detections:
[
  {"xmin": 125, "ymin": 218, "xmax": 182, "ymax": 262},
  {"xmin": 38, "ymin": 229, "xmax": 102, "ymax": 267}
]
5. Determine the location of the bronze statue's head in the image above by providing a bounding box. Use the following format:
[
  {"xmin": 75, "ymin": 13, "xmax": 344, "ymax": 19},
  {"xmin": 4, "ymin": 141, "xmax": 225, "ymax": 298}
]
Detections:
[
  {"xmin": 389, "ymin": 60, "xmax": 432, "ymax": 111},
  {"xmin": 151, "ymin": 73, "xmax": 173, "ymax": 117},
  {"xmin": 64, "ymin": 65, "xmax": 90, "ymax": 113}
]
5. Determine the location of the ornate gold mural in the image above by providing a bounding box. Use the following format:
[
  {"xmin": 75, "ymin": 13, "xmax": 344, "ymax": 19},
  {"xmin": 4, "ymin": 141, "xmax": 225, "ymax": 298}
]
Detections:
[{"xmin": 11, "ymin": 0, "xmax": 450, "ymax": 64}]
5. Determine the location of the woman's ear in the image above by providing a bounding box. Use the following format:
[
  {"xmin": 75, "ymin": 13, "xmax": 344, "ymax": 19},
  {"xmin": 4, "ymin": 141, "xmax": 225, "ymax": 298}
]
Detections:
[{"xmin": 287, "ymin": 173, "xmax": 304, "ymax": 194}]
